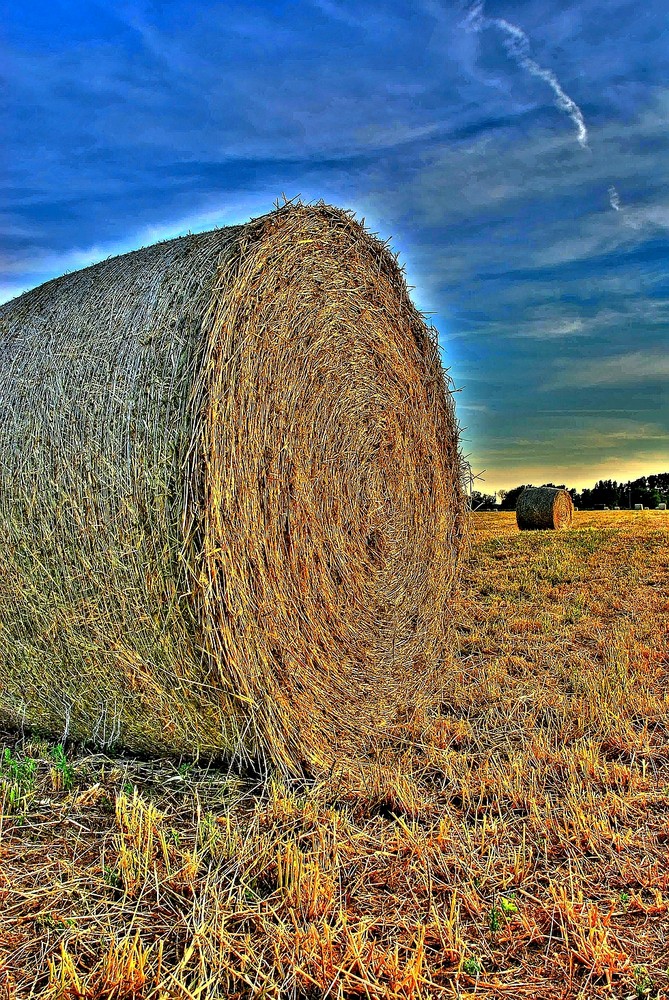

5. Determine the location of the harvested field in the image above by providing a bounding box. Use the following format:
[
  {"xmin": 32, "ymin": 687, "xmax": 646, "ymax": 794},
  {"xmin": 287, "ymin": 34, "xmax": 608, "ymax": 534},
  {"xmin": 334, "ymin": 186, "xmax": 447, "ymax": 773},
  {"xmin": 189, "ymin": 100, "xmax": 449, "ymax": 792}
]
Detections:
[{"xmin": 2, "ymin": 511, "xmax": 668, "ymax": 999}]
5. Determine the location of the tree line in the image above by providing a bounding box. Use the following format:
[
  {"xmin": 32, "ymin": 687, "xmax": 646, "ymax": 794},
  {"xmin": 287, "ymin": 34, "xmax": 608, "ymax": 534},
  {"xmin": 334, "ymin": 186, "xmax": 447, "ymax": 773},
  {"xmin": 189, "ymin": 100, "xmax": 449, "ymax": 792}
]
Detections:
[{"xmin": 470, "ymin": 473, "xmax": 669, "ymax": 511}]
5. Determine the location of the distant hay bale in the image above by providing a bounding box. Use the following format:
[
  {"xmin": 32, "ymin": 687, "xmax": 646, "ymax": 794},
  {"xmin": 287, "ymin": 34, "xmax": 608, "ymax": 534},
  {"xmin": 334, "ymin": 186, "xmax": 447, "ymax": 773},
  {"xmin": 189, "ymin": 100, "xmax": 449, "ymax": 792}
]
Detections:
[
  {"xmin": 658, "ymin": 503, "xmax": 667, "ymax": 510},
  {"xmin": 0, "ymin": 202, "xmax": 467, "ymax": 770},
  {"xmin": 634, "ymin": 504, "xmax": 643, "ymax": 511},
  {"xmin": 516, "ymin": 487, "xmax": 574, "ymax": 531}
]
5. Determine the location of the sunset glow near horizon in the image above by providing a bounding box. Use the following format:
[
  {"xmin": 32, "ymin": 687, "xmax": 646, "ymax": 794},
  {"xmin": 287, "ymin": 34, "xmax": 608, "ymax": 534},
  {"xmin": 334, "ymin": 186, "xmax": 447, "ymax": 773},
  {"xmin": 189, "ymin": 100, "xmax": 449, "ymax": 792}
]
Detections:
[{"xmin": 3, "ymin": 0, "xmax": 668, "ymax": 494}]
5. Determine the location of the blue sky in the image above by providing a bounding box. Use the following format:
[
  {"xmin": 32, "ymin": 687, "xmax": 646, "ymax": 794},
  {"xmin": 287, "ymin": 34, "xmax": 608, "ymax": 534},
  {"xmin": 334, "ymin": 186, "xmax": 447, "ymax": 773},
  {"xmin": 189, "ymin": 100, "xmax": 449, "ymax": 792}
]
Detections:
[{"xmin": 2, "ymin": 0, "xmax": 668, "ymax": 490}]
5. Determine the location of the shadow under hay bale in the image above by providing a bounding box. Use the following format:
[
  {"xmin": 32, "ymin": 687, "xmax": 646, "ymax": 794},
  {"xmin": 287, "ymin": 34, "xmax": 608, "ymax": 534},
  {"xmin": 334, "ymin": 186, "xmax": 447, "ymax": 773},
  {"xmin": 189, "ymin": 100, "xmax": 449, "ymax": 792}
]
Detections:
[
  {"xmin": 516, "ymin": 486, "xmax": 573, "ymax": 531},
  {"xmin": 0, "ymin": 202, "xmax": 468, "ymax": 771}
]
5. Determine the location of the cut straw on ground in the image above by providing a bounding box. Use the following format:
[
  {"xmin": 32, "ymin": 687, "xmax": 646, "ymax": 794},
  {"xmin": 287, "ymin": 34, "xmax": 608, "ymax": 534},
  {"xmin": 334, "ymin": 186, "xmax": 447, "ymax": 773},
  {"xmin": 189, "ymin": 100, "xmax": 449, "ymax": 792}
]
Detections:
[{"xmin": 1, "ymin": 512, "xmax": 667, "ymax": 999}]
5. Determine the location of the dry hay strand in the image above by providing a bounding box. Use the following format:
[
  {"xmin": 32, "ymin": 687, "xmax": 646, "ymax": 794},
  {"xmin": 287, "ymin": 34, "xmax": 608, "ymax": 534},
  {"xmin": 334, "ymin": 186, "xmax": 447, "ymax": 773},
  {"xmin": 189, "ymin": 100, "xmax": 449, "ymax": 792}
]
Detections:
[
  {"xmin": 516, "ymin": 486, "xmax": 574, "ymax": 531},
  {"xmin": 0, "ymin": 201, "xmax": 467, "ymax": 772}
]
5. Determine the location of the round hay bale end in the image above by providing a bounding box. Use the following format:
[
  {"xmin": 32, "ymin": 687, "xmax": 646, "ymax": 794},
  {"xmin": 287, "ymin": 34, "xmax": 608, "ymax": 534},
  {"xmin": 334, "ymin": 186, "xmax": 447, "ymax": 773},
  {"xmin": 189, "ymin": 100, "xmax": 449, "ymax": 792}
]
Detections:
[
  {"xmin": 0, "ymin": 202, "xmax": 467, "ymax": 770},
  {"xmin": 515, "ymin": 487, "xmax": 574, "ymax": 531}
]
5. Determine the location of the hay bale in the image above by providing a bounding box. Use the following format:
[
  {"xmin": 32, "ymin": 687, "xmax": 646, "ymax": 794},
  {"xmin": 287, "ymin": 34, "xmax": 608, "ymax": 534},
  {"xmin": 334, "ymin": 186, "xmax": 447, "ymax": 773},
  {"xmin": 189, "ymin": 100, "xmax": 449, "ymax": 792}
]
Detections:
[
  {"xmin": 515, "ymin": 487, "xmax": 573, "ymax": 530},
  {"xmin": 658, "ymin": 503, "xmax": 667, "ymax": 510},
  {"xmin": 0, "ymin": 202, "xmax": 467, "ymax": 770},
  {"xmin": 634, "ymin": 503, "xmax": 643, "ymax": 511}
]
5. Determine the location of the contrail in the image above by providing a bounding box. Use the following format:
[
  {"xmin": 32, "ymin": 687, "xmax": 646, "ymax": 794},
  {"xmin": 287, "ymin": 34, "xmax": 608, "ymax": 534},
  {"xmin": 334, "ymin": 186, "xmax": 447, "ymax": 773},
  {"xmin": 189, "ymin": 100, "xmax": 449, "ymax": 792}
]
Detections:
[
  {"xmin": 464, "ymin": 1, "xmax": 485, "ymax": 31},
  {"xmin": 608, "ymin": 185, "xmax": 644, "ymax": 227},
  {"xmin": 493, "ymin": 18, "xmax": 588, "ymax": 148},
  {"xmin": 466, "ymin": 3, "xmax": 588, "ymax": 149},
  {"xmin": 608, "ymin": 186, "xmax": 621, "ymax": 211}
]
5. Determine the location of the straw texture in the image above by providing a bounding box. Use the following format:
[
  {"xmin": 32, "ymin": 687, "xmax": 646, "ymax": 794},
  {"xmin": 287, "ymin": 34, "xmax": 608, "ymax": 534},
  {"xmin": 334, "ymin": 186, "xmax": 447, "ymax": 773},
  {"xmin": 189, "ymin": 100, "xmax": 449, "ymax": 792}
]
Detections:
[
  {"xmin": 516, "ymin": 486, "xmax": 574, "ymax": 531},
  {"xmin": 0, "ymin": 202, "xmax": 467, "ymax": 770}
]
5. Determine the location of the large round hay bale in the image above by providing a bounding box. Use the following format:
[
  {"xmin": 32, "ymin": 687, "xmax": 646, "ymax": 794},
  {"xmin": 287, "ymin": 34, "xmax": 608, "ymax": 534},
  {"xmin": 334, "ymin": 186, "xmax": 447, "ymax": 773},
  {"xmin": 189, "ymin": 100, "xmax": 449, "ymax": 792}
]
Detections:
[
  {"xmin": 0, "ymin": 202, "xmax": 467, "ymax": 770},
  {"xmin": 516, "ymin": 486, "xmax": 573, "ymax": 530}
]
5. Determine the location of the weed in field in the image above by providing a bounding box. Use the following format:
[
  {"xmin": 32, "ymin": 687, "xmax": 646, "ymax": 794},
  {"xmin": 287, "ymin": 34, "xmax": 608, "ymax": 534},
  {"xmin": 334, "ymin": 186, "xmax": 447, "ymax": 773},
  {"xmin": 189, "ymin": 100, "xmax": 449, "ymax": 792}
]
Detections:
[
  {"xmin": 49, "ymin": 744, "xmax": 74, "ymax": 792},
  {"xmin": 632, "ymin": 965, "xmax": 655, "ymax": 999},
  {"xmin": 500, "ymin": 895, "xmax": 518, "ymax": 916},
  {"xmin": 0, "ymin": 746, "xmax": 36, "ymax": 814},
  {"xmin": 462, "ymin": 955, "xmax": 482, "ymax": 976}
]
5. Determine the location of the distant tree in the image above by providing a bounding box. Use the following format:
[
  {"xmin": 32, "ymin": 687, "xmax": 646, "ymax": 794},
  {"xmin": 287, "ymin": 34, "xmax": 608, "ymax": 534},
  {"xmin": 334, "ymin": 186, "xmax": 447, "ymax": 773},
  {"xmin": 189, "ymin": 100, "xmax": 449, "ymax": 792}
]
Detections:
[
  {"xmin": 648, "ymin": 473, "xmax": 669, "ymax": 503},
  {"xmin": 579, "ymin": 487, "xmax": 593, "ymax": 509},
  {"xmin": 498, "ymin": 485, "xmax": 528, "ymax": 511},
  {"xmin": 493, "ymin": 473, "xmax": 668, "ymax": 510},
  {"xmin": 588, "ymin": 479, "xmax": 620, "ymax": 508},
  {"xmin": 628, "ymin": 477, "xmax": 659, "ymax": 508},
  {"xmin": 469, "ymin": 490, "xmax": 497, "ymax": 511}
]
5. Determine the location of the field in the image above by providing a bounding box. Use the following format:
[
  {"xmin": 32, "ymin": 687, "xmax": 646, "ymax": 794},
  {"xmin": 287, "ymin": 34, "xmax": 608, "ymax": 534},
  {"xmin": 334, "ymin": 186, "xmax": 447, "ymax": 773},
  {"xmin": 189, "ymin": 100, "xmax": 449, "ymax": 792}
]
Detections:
[{"xmin": 1, "ymin": 511, "xmax": 668, "ymax": 999}]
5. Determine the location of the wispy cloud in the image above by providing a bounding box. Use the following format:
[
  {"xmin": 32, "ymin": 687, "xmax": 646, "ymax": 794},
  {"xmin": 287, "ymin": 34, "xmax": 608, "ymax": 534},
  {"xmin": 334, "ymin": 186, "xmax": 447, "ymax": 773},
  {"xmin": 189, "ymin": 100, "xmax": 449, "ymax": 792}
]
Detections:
[
  {"xmin": 464, "ymin": 2, "xmax": 588, "ymax": 147},
  {"xmin": 550, "ymin": 350, "xmax": 669, "ymax": 388},
  {"xmin": 477, "ymin": 452, "xmax": 669, "ymax": 492},
  {"xmin": 475, "ymin": 414, "xmax": 669, "ymax": 488},
  {"xmin": 609, "ymin": 185, "xmax": 621, "ymax": 210}
]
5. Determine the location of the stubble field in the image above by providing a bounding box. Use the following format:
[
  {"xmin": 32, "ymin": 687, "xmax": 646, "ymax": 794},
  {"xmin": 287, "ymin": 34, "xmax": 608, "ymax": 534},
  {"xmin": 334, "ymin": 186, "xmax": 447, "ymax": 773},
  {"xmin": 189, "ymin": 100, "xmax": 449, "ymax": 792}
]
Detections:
[{"xmin": 1, "ymin": 511, "xmax": 668, "ymax": 999}]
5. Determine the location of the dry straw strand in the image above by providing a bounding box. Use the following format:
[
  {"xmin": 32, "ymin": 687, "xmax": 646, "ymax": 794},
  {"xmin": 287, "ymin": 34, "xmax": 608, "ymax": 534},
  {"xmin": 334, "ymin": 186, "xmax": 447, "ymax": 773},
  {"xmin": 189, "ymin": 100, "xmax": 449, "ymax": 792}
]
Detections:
[
  {"xmin": 516, "ymin": 486, "xmax": 574, "ymax": 531},
  {"xmin": 0, "ymin": 201, "xmax": 467, "ymax": 771}
]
